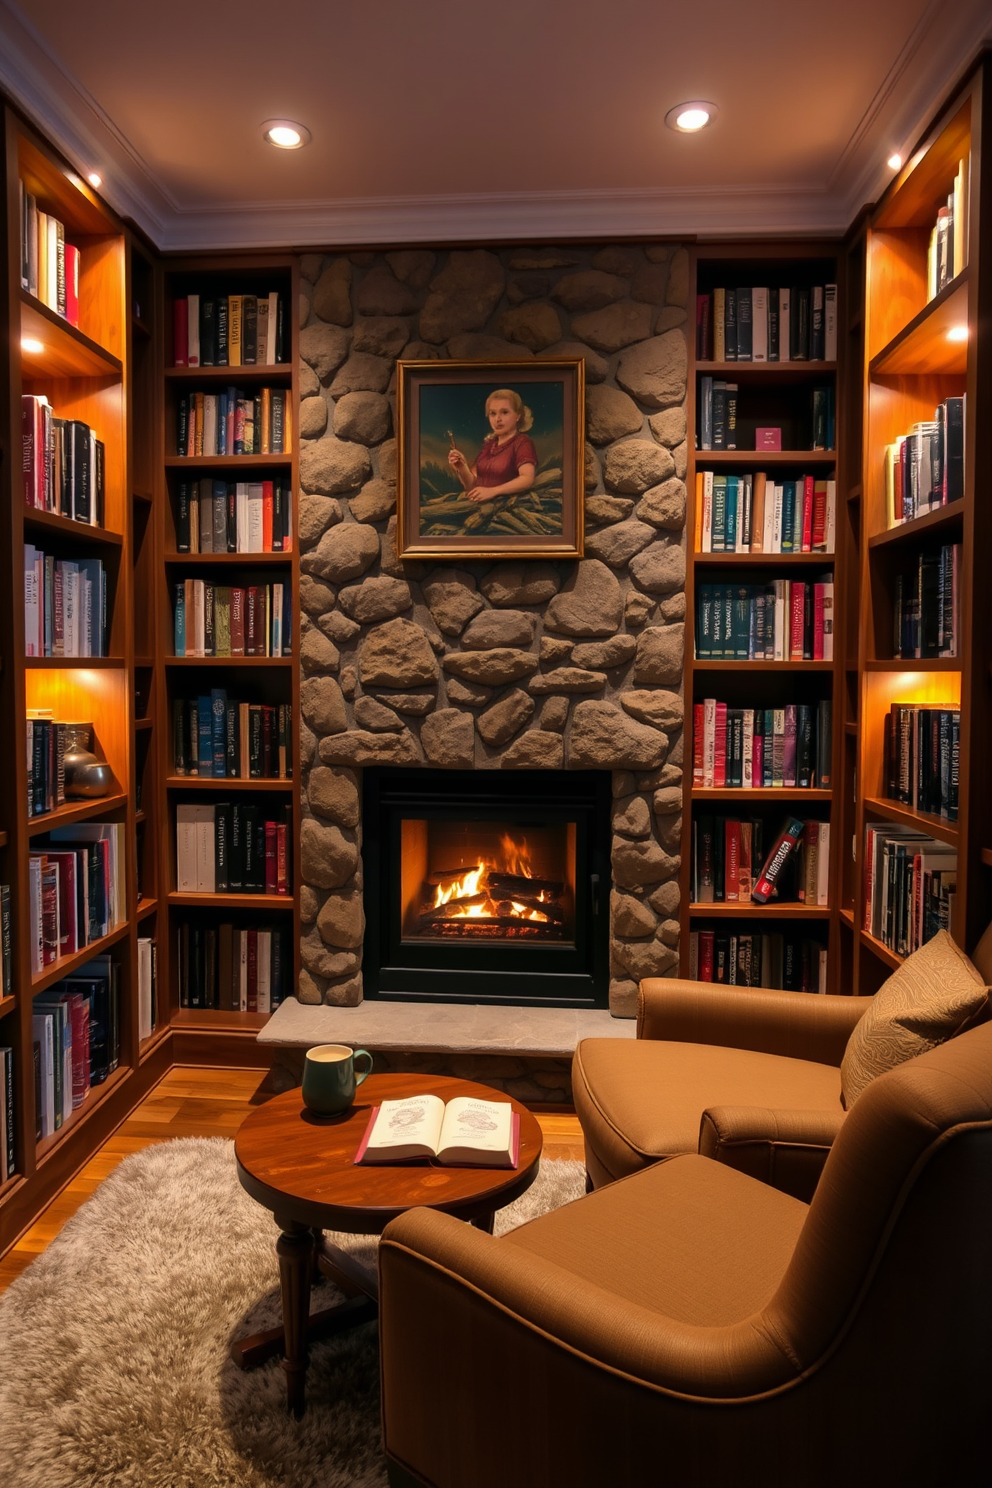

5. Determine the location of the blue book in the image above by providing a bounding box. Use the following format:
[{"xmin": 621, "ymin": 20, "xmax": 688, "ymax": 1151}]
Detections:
[
  {"xmin": 211, "ymin": 689, "xmax": 227, "ymax": 777},
  {"xmin": 711, "ymin": 475, "xmax": 727, "ymax": 551},
  {"xmin": 724, "ymin": 475, "xmax": 739, "ymax": 552},
  {"xmin": 217, "ymin": 392, "xmax": 228, "ymax": 456},
  {"xmin": 197, "ymin": 696, "xmax": 213, "ymax": 777},
  {"xmin": 174, "ymin": 582, "xmax": 185, "ymax": 657}
]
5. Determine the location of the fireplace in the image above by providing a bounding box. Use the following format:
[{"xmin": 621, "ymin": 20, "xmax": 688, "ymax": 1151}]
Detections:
[{"xmin": 363, "ymin": 769, "xmax": 611, "ymax": 1006}]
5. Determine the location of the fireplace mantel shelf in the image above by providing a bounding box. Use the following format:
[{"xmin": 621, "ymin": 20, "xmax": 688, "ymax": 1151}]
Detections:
[{"xmin": 258, "ymin": 999, "xmax": 636, "ymax": 1059}]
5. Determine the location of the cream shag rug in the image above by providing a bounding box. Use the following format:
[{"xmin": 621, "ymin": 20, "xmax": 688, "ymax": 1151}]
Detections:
[{"xmin": 0, "ymin": 1137, "xmax": 586, "ymax": 1488}]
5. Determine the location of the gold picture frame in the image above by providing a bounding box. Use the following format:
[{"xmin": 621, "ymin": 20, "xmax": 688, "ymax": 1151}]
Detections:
[{"xmin": 396, "ymin": 358, "xmax": 585, "ymax": 561}]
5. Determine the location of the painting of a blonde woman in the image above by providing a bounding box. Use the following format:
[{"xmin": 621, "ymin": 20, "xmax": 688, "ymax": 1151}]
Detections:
[{"xmin": 447, "ymin": 389, "xmax": 538, "ymax": 504}]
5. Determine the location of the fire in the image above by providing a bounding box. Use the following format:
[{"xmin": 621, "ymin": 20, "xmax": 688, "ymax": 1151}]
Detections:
[{"xmin": 431, "ymin": 833, "xmax": 549, "ymax": 923}]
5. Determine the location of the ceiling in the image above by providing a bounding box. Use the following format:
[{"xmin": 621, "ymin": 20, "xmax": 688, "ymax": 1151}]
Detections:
[{"xmin": 1, "ymin": 0, "xmax": 990, "ymax": 249}]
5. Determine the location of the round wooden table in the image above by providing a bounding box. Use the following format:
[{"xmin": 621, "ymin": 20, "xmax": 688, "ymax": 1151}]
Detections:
[{"xmin": 233, "ymin": 1073, "xmax": 543, "ymax": 1416}]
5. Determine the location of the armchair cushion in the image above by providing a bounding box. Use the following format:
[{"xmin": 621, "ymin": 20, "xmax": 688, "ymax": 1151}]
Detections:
[
  {"xmin": 840, "ymin": 930, "xmax": 987, "ymax": 1106},
  {"xmin": 573, "ymin": 1036, "xmax": 842, "ymax": 1184}
]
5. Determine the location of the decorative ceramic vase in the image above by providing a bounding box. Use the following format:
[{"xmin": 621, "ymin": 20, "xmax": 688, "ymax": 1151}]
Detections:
[{"xmin": 62, "ymin": 725, "xmax": 113, "ymax": 799}]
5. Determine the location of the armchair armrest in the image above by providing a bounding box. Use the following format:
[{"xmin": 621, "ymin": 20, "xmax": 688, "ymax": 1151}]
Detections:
[
  {"xmin": 698, "ymin": 1104, "xmax": 845, "ymax": 1202},
  {"xmin": 637, "ymin": 979, "xmax": 871, "ymax": 1066}
]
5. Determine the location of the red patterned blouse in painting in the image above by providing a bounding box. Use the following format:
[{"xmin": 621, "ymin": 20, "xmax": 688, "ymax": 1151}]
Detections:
[{"xmin": 474, "ymin": 432, "xmax": 538, "ymax": 489}]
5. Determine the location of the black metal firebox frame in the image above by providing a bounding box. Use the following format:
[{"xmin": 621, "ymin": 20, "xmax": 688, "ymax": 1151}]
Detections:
[{"xmin": 362, "ymin": 768, "xmax": 611, "ymax": 1007}]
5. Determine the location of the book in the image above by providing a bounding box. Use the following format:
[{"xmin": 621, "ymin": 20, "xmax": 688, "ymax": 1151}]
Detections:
[{"xmin": 354, "ymin": 1094, "xmax": 520, "ymax": 1168}]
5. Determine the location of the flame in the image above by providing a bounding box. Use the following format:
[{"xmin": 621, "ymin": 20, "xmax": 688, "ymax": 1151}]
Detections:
[{"xmin": 430, "ymin": 833, "xmax": 548, "ymax": 922}]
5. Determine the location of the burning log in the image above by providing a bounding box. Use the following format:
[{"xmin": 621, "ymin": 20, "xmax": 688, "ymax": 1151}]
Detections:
[
  {"xmin": 418, "ymin": 894, "xmax": 488, "ymax": 925},
  {"xmin": 486, "ymin": 872, "xmax": 563, "ymax": 899},
  {"xmin": 426, "ymin": 867, "xmax": 483, "ymax": 887},
  {"xmin": 495, "ymin": 898, "xmax": 564, "ymax": 923}
]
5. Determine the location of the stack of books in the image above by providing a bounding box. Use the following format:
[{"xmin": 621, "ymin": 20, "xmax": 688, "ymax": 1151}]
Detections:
[
  {"xmin": 172, "ymin": 692, "xmax": 292, "ymax": 780},
  {"xmin": 175, "ymin": 804, "xmax": 291, "ymax": 895},
  {"xmin": 696, "ymin": 284, "xmax": 837, "ymax": 362},
  {"xmin": 32, "ymin": 955, "xmax": 121, "ymax": 1136},
  {"xmin": 173, "ymin": 291, "xmax": 286, "ymax": 367},
  {"xmin": 892, "ymin": 546, "xmax": 960, "ymax": 659},
  {"xmin": 926, "ymin": 157, "xmax": 969, "ymax": 299},
  {"xmin": 882, "ymin": 705, "xmax": 959, "ymax": 821},
  {"xmin": 23, "ymin": 548, "xmax": 108, "ymax": 658},
  {"xmin": 695, "ymin": 472, "xmax": 835, "ymax": 553},
  {"xmin": 175, "ymin": 387, "xmax": 290, "ymax": 457},
  {"xmin": 695, "ymin": 578, "xmax": 834, "ymax": 661},
  {"xmin": 697, "ymin": 382, "xmax": 834, "ymax": 451},
  {"xmin": 693, "ymin": 699, "xmax": 832, "ymax": 789},
  {"xmin": 19, "ymin": 187, "xmax": 80, "ymax": 325},
  {"xmin": 692, "ymin": 815, "xmax": 829, "ymax": 907},
  {"xmin": 177, "ymin": 921, "xmax": 289, "ymax": 1011},
  {"xmin": 173, "ymin": 580, "xmax": 291, "ymax": 658},
  {"xmin": 27, "ymin": 824, "xmax": 126, "ymax": 972},
  {"xmin": 863, "ymin": 824, "xmax": 956, "ymax": 957},
  {"xmin": 21, "ymin": 397, "xmax": 105, "ymax": 523},
  {"xmin": 176, "ymin": 477, "xmax": 293, "ymax": 553},
  {"xmin": 687, "ymin": 930, "xmax": 827, "ymax": 992},
  {"xmin": 884, "ymin": 397, "xmax": 965, "ymax": 525}
]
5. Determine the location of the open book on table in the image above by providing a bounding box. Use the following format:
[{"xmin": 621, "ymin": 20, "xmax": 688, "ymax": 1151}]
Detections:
[{"xmin": 354, "ymin": 1094, "xmax": 520, "ymax": 1168}]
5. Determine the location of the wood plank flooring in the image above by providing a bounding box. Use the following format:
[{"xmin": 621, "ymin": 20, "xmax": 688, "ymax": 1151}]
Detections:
[{"xmin": 0, "ymin": 1067, "xmax": 585, "ymax": 1291}]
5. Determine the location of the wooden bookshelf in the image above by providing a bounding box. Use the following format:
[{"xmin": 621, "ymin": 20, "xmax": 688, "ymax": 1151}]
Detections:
[
  {"xmin": 849, "ymin": 56, "xmax": 990, "ymax": 990},
  {"xmin": 0, "ymin": 107, "xmax": 171, "ymax": 1253},
  {"xmin": 682, "ymin": 241, "xmax": 844, "ymax": 990}
]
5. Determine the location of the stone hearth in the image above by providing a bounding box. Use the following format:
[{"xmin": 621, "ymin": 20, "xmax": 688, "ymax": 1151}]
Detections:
[{"xmin": 296, "ymin": 243, "xmax": 688, "ymax": 1016}]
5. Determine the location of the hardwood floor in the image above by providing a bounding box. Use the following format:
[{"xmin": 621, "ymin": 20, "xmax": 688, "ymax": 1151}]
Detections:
[{"xmin": 0, "ymin": 1067, "xmax": 585, "ymax": 1291}]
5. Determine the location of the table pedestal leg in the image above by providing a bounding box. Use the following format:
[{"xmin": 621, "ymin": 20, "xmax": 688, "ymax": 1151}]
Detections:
[{"xmin": 277, "ymin": 1225, "xmax": 314, "ymax": 1419}]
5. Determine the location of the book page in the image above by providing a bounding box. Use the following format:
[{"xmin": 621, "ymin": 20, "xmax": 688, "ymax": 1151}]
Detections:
[
  {"xmin": 437, "ymin": 1097, "xmax": 512, "ymax": 1160},
  {"xmin": 365, "ymin": 1094, "xmax": 446, "ymax": 1159}
]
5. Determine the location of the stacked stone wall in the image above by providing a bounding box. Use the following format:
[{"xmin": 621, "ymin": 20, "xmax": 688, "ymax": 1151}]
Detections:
[{"xmin": 296, "ymin": 244, "xmax": 688, "ymax": 1016}]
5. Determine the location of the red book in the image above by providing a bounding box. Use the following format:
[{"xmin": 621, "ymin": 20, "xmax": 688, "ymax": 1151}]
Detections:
[
  {"xmin": 812, "ymin": 479, "xmax": 828, "ymax": 550},
  {"xmin": 276, "ymin": 823, "xmax": 288, "ymax": 895},
  {"xmin": 64, "ymin": 244, "xmax": 80, "ymax": 327},
  {"xmin": 813, "ymin": 583, "xmax": 825, "ymax": 660},
  {"xmin": 752, "ymin": 817, "xmax": 805, "ymax": 903},
  {"xmin": 692, "ymin": 703, "xmax": 705, "ymax": 786},
  {"xmin": 264, "ymin": 820, "xmax": 277, "ymax": 894},
  {"xmin": 698, "ymin": 930, "xmax": 715, "ymax": 982},
  {"xmin": 801, "ymin": 475, "xmax": 814, "ymax": 552},
  {"xmin": 262, "ymin": 480, "xmax": 274, "ymax": 552},
  {"xmin": 246, "ymin": 929, "xmax": 258, "ymax": 1011},
  {"xmin": 230, "ymin": 587, "xmax": 245, "ymax": 656},
  {"xmin": 245, "ymin": 586, "xmax": 260, "ymax": 656},
  {"xmin": 22, "ymin": 395, "xmax": 46, "ymax": 508},
  {"xmin": 738, "ymin": 822, "xmax": 753, "ymax": 903},
  {"xmin": 790, "ymin": 583, "xmax": 806, "ymax": 660},
  {"xmin": 725, "ymin": 820, "xmax": 741, "ymax": 901},
  {"xmin": 714, "ymin": 702, "xmax": 728, "ymax": 787},
  {"xmin": 67, "ymin": 993, "xmax": 90, "ymax": 1108},
  {"xmin": 173, "ymin": 297, "xmax": 188, "ymax": 367}
]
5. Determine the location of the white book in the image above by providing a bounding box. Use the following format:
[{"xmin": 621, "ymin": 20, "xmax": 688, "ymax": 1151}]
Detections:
[
  {"xmin": 187, "ymin": 294, "xmax": 200, "ymax": 366},
  {"xmin": 63, "ymin": 561, "xmax": 79, "ymax": 656},
  {"xmin": 792, "ymin": 487, "xmax": 804, "ymax": 553},
  {"xmin": 742, "ymin": 709, "xmax": 754, "ymax": 787},
  {"xmin": 192, "ymin": 578, "xmax": 205, "ymax": 657},
  {"xmin": 236, "ymin": 482, "xmax": 250, "ymax": 553},
  {"xmin": 356, "ymin": 1094, "xmax": 517, "ymax": 1168},
  {"xmin": 202, "ymin": 395, "xmax": 218, "ymax": 457},
  {"xmin": 816, "ymin": 823, "xmax": 831, "ymax": 906},
  {"xmin": 28, "ymin": 857, "xmax": 43, "ymax": 974},
  {"xmin": 256, "ymin": 930, "xmax": 271, "ymax": 1014},
  {"xmin": 138, "ymin": 937, "xmax": 153, "ymax": 1041},
  {"xmin": 701, "ymin": 470, "xmax": 713, "ymax": 553},
  {"xmin": 32, "ymin": 1013, "xmax": 55, "ymax": 1136},
  {"xmin": 176, "ymin": 805, "xmax": 198, "ymax": 892},
  {"xmin": 779, "ymin": 288, "xmax": 791, "ymax": 362},
  {"xmin": 702, "ymin": 697, "xmax": 717, "ymax": 788},
  {"xmin": 247, "ymin": 483, "xmax": 264, "ymax": 552},
  {"xmin": 24, "ymin": 543, "xmax": 40, "ymax": 655},
  {"xmin": 268, "ymin": 292, "xmax": 280, "ymax": 361},
  {"xmin": 762, "ymin": 481, "xmax": 776, "ymax": 553},
  {"xmin": 752, "ymin": 287, "xmax": 768, "ymax": 361},
  {"xmin": 824, "ymin": 284, "xmax": 838, "ymax": 360},
  {"xmin": 194, "ymin": 804, "xmax": 216, "ymax": 893},
  {"xmin": 773, "ymin": 580, "xmax": 788, "ymax": 660},
  {"xmin": 771, "ymin": 485, "xmax": 784, "ymax": 553},
  {"xmin": 825, "ymin": 480, "xmax": 836, "ymax": 554}
]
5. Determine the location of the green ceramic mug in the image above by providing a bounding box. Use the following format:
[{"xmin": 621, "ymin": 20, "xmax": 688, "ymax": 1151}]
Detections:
[{"xmin": 302, "ymin": 1043, "xmax": 373, "ymax": 1117}]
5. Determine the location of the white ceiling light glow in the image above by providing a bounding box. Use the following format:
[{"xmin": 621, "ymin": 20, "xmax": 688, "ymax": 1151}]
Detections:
[
  {"xmin": 87, "ymin": 172, "xmax": 102, "ymax": 188},
  {"xmin": 887, "ymin": 154, "xmax": 902, "ymax": 170},
  {"xmin": 666, "ymin": 102, "xmax": 717, "ymax": 133},
  {"xmin": 947, "ymin": 325, "xmax": 969, "ymax": 342},
  {"xmin": 21, "ymin": 337, "xmax": 44, "ymax": 354},
  {"xmin": 261, "ymin": 120, "xmax": 311, "ymax": 149}
]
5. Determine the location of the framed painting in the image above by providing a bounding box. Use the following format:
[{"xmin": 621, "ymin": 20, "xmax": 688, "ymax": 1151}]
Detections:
[{"xmin": 396, "ymin": 358, "xmax": 585, "ymax": 560}]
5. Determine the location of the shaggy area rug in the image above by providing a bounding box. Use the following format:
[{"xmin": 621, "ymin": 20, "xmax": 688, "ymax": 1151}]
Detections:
[{"xmin": 0, "ymin": 1138, "xmax": 586, "ymax": 1488}]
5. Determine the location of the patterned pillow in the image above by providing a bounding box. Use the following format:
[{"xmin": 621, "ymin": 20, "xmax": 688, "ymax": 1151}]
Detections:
[{"xmin": 841, "ymin": 930, "xmax": 988, "ymax": 1107}]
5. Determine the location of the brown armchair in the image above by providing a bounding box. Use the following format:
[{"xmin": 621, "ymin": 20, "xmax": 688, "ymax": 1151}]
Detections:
[
  {"xmin": 379, "ymin": 1020, "xmax": 992, "ymax": 1488},
  {"xmin": 573, "ymin": 978, "xmax": 869, "ymax": 1196}
]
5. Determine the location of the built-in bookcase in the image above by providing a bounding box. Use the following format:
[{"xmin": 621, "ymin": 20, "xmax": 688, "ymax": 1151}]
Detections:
[
  {"xmin": 846, "ymin": 56, "xmax": 992, "ymax": 990},
  {"xmin": 153, "ymin": 259, "xmax": 300, "ymax": 1057},
  {"xmin": 682, "ymin": 243, "xmax": 846, "ymax": 991},
  {"xmin": 0, "ymin": 107, "xmax": 171, "ymax": 1251}
]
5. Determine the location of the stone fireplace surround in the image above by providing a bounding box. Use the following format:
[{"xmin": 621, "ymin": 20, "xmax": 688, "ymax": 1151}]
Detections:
[{"xmin": 295, "ymin": 241, "xmax": 688, "ymax": 1029}]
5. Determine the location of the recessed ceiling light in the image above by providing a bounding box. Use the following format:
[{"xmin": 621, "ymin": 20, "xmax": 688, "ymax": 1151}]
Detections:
[
  {"xmin": 21, "ymin": 337, "xmax": 44, "ymax": 354},
  {"xmin": 887, "ymin": 154, "xmax": 902, "ymax": 171},
  {"xmin": 665, "ymin": 102, "xmax": 717, "ymax": 133},
  {"xmin": 261, "ymin": 119, "xmax": 311, "ymax": 149},
  {"xmin": 947, "ymin": 325, "xmax": 969, "ymax": 342},
  {"xmin": 87, "ymin": 172, "xmax": 102, "ymax": 189}
]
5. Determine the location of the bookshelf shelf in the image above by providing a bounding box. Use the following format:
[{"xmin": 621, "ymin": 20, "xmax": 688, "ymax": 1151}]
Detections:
[
  {"xmin": 863, "ymin": 659, "xmax": 960, "ymax": 673},
  {"xmin": 692, "ymin": 660, "xmax": 834, "ymax": 672},
  {"xmin": 0, "ymin": 994, "xmax": 16, "ymax": 1020},
  {"xmin": 164, "ymin": 552, "xmax": 293, "ymax": 566},
  {"xmin": 20, "ymin": 293, "xmax": 122, "ymax": 378},
  {"xmin": 22, "ymin": 510, "xmax": 124, "ymax": 547},
  {"xmin": 165, "ymin": 365, "xmax": 292, "ymax": 384},
  {"xmin": 31, "ymin": 921, "xmax": 132, "ymax": 994},
  {"xmin": 138, "ymin": 1024, "xmax": 171, "ymax": 1062},
  {"xmin": 839, "ymin": 906, "xmax": 856, "ymax": 930},
  {"xmin": 689, "ymin": 904, "xmax": 832, "ymax": 920},
  {"xmin": 135, "ymin": 898, "xmax": 158, "ymax": 922},
  {"xmin": 693, "ymin": 552, "xmax": 835, "ymax": 567},
  {"xmin": 863, "ymin": 796, "xmax": 959, "ymax": 846},
  {"xmin": 695, "ymin": 450, "xmax": 836, "ymax": 466},
  {"xmin": 166, "ymin": 777, "xmax": 292, "ymax": 791},
  {"xmin": 866, "ymin": 505, "xmax": 963, "ymax": 550},
  {"xmin": 690, "ymin": 788, "xmax": 833, "ymax": 802},
  {"xmin": 859, "ymin": 929, "xmax": 903, "ymax": 972},
  {"xmin": 868, "ymin": 272, "xmax": 969, "ymax": 376},
  {"xmin": 25, "ymin": 792, "xmax": 129, "ymax": 838},
  {"xmin": 135, "ymin": 718, "xmax": 153, "ymax": 732},
  {"xmin": 170, "ymin": 1008, "xmax": 271, "ymax": 1033},
  {"xmin": 695, "ymin": 361, "xmax": 837, "ymax": 379},
  {"xmin": 167, "ymin": 892, "xmax": 294, "ymax": 910},
  {"xmin": 25, "ymin": 657, "xmax": 125, "ymax": 670},
  {"xmin": 0, "ymin": 830, "xmax": 8, "ymax": 849},
  {"xmin": 165, "ymin": 657, "xmax": 292, "ymax": 669},
  {"xmin": 164, "ymin": 455, "xmax": 292, "ymax": 470},
  {"xmin": 35, "ymin": 1064, "xmax": 131, "ymax": 1167}
]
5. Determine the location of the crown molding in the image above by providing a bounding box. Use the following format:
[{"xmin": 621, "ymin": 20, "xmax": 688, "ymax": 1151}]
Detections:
[{"xmin": 1, "ymin": 0, "xmax": 989, "ymax": 253}]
